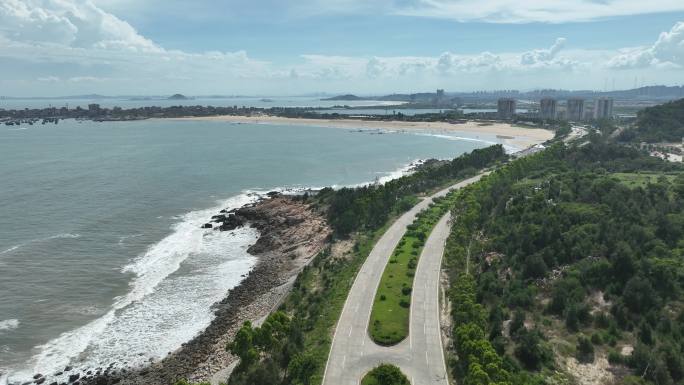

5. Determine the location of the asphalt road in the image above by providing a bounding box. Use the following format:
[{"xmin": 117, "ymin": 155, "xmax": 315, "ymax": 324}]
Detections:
[{"xmin": 322, "ymin": 174, "xmax": 486, "ymax": 385}]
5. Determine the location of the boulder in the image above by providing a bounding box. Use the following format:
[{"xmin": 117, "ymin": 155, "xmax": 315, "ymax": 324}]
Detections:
[
  {"xmin": 34, "ymin": 378, "xmax": 45, "ymax": 385},
  {"xmin": 201, "ymin": 223, "xmax": 212, "ymax": 229},
  {"xmin": 218, "ymin": 214, "xmax": 244, "ymax": 231},
  {"xmin": 68, "ymin": 374, "xmax": 79, "ymax": 383}
]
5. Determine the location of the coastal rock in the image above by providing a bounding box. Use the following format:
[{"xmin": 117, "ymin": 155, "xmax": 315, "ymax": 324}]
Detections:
[
  {"xmin": 79, "ymin": 195, "xmax": 331, "ymax": 385},
  {"xmin": 33, "ymin": 375, "xmax": 43, "ymax": 380},
  {"xmin": 218, "ymin": 214, "xmax": 244, "ymax": 231},
  {"xmin": 68, "ymin": 374, "xmax": 80, "ymax": 383},
  {"xmin": 64, "ymin": 367, "xmax": 73, "ymax": 372},
  {"xmin": 35, "ymin": 378, "xmax": 45, "ymax": 385},
  {"xmin": 201, "ymin": 223, "xmax": 212, "ymax": 229}
]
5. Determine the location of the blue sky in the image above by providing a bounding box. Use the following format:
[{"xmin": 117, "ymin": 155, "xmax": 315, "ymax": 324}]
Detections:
[{"xmin": 1, "ymin": 0, "xmax": 684, "ymax": 96}]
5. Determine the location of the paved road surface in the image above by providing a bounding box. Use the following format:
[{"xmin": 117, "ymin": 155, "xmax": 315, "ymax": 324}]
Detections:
[{"xmin": 322, "ymin": 174, "xmax": 486, "ymax": 385}]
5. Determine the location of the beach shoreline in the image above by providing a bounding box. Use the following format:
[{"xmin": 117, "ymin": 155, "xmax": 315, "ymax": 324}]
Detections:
[{"xmin": 164, "ymin": 115, "xmax": 554, "ymax": 149}]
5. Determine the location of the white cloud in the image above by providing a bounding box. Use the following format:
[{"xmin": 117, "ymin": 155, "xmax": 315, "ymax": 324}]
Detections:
[
  {"xmin": 392, "ymin": 0, "xmax": 684, "ymax": 24},
  {"xmin": 69, "ymin": 76, "xmax": 108, "ymax": 82},
  {"xmin": 295, "ymin": 38, "xmax": 576, "ymax": 82},
  {"xmin": 0, "ymin": 0, "xmax": 682, "ymax": 95},
  {"xmin": 608, "ymin": 21, "xmax": 684, "ymax": 68},
  {"xmin": 37, "ymin": 76, "xmax": 61, "ymax": 82},
  {"xmin": 521, "ymin": 38, "xmax": 565, "ymax": 65},
  {"xmin": 0, "ymin": 0, "xmax": 272, "ymax": 94},
  {"xmin": 0, "ymin": 0, "xmax": 159, "ymax": 51}
]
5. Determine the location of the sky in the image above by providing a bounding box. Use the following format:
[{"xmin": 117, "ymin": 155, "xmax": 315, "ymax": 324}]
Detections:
[{"xmin": 1, "ymin": 0, "xmax": 684, "ymax": 96}]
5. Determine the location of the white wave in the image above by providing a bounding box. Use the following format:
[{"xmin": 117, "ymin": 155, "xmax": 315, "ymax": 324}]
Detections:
[
  {"xmin": 117, "ymin": 233, "xmax": 143, "ymax": 246},
  {"xmin": 0, "ymin": 319, "xmax": 19, "ymax": 332},
  {"xmin": 10, "ymin": 195, "xmax": 259, "ymax": 383},
  {"xmin": 0, "ymin": 234, "xmax": 80, "ymax": 255},
  {"xmin": 0, "ymin": 245, "xmax": 20, "ymax": 255},
  {"xmin": 7, "ymin": 127, "xmax": 28, "ymax": 131},
  {"xmin": 412, "ymin": 132, "xmax": 519, "ymax": 153},
  {"xmin": 414, "ymin": 132, "xmax": 498, "ymax": 145}
]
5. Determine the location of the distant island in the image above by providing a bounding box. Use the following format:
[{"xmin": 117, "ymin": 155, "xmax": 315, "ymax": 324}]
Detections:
[
  {"xmin": 321, "ymin": 94, "xmax": 364, "ymax": 101},
  {"xmin": 168, "ymin": 94, "xmax": 191, "ymax": 100}
]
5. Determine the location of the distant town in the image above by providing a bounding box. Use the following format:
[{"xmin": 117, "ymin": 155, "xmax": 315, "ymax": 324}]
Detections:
[{"xmin": 2, "ymin": 85, "xmax": 683, "ymax": 126}]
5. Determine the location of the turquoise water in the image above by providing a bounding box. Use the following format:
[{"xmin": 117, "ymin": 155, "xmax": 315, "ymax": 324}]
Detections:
[{"xmin": 0, "ymin": 119, "xmax": 497, "ymax": 382}]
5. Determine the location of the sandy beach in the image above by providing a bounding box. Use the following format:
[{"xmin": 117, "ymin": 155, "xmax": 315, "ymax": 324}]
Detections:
[{"xmin": 167, "ymin": 115, "xmax": 554, "ymax": 150}]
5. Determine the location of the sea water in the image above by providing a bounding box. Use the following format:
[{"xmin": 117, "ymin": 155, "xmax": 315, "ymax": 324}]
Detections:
[{"xmin": 0, "ymin": 118, "xmax": 505, "ymax": 382}]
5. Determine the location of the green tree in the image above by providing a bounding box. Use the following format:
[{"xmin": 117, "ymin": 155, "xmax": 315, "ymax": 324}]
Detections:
[{"xmin": 287, "ymin": 353, "xmax": 317, "ymax": 385}]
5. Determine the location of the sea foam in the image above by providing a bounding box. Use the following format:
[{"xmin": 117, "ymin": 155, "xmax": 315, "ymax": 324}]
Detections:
[
  {"xmin": 0, "ymin": 319, "xmax": 19, "ymax": 332},
  {"xmin": 9, "ymin": 194, "xmax": 259, "ymax": 383}
]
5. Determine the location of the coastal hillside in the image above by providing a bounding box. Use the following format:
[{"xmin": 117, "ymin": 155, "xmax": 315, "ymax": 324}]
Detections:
[
  {"xmin": 320, "ymin": 94, "xmax": 364, "ymax": 101},
  {"xmin": 620, "ymin": 98, "xmax": 684, "ymax": 143},
  {"xmin": 443, "ymin": 141, "xmax": 684, "ymax": 385}
]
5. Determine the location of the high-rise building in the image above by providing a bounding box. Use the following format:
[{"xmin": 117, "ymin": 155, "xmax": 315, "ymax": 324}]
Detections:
[
  {"xmin": 567, "ymin": 98, "xmax": 585, "ymax": 121},
  {"xmin": 540, "ymin": 98, "xmax": 557, "ymax": 120},
  {"xmin": 593, "ymin": 98, "xmax": 614, "ymax": 119},
  {"xmin": 497, "ymin": 98, "xmax": 516, "ymax": 119}
]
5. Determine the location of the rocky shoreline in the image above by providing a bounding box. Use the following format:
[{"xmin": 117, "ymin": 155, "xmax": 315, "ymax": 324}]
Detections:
[{"xmin": 16, "ymin": 193, "xmax": 331, "ymax": 385}]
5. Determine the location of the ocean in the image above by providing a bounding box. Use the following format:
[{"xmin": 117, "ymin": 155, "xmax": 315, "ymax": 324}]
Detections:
[{"xmin": 0, "ymin": 118, "xmax": 504, "ymax": 382}]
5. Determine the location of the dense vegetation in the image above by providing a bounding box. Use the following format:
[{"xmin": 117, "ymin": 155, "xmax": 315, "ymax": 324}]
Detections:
[
  {"xmin": 316, "ymin": 145, "xmax": 507, "ymax": 238},
  {"xmin": 360, "ymin": 364, "xmax": 410, "ymax": 385},
  {"xmin": 227, "ymin": 231, "xmax": 379, "ymax": 385},
  {"xmin": 620, "ymin": 98, "xmax": 684, "ymax": 142},
  {"xmin": 370, "ymin": 192, "xmax": 457, "ymax": 345},
  {"xmin": 226, "ymin": 146, "xmax": 507, "ymax": 385},
  {"xmin": 443, "ymin": 140, "xmax": 684, "ymax": 384}
]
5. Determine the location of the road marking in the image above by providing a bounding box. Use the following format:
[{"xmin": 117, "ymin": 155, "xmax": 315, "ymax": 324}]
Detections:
[
  {"xmin": 348, "ymin": 326, "xmax": 353, "ymax": 337},
  {"xmin": 342, "ymin": 355, "xmax": 346, "ymax": 369},
  {"xmin": 426, "ymin": 351, "xmax": 429, "ymax": 366}
]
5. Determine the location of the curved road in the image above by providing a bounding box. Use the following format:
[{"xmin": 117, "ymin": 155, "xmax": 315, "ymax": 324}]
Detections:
[{"xmin": 322, "ymin": 174, "xmax": 486, "ymax": 385}]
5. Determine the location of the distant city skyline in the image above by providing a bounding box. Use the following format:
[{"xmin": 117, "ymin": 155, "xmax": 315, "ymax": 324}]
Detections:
[{"xmin": 1, "ymin": 0, "xmax": 684, "ymax": 96}]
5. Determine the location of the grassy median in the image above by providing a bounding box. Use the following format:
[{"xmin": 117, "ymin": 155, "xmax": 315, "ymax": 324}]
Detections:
[{"xmin": 369, "ymin": 192, "xmax": 457, "ymax": 345}]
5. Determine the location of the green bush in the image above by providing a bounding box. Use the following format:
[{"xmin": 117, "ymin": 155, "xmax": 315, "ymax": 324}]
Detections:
[
  {"xmin": 576, "ymin": 335, "xmax": 595, "ymax": 363},
  {"xmin": 361, "ymin": 364, "xmax": 410, "ymax": 385}
]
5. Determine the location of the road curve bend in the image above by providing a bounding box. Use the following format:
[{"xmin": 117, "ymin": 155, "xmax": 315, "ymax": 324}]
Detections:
[{"xmin": 322, "ymin": 174, "xmax": 486, "ymax": 385}]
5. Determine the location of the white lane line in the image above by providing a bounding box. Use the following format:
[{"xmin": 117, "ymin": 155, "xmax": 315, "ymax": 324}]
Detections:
[
  {"xmin": 426, "ymin": 351, "xmax": 429, "ymax": 366},
  {"xmin": 342, "ymin": 355, "xmax": 346, "ymax": 369},
  {"xmin": 348, "ymin": 326, "xmax": 353, "ymax": 337}
]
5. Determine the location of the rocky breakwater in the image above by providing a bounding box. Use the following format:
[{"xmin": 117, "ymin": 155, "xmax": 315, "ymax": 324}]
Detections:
[{"xmin": 76, "ymin": 193, "xmax": 331, "ymax": 385}]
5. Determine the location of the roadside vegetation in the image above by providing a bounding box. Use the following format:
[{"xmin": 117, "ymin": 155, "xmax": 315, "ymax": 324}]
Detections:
[
  {"xmin": 369, "ymin": 192, "xmax": 458, "ymax": 345},
  {"xmin": 360, "ymin": 364, "xmax": 410, "ymax": 385},
  {"xmin": 443, "ymin": 139, "xmax": 684, "ymax": 385},
  {"xmin": 315, "ymin": 145, "xmax": 508, "ymax": 238},
  {"xmin": 226, "ymin": 146, "xmax": 507, "ymax": 385}
]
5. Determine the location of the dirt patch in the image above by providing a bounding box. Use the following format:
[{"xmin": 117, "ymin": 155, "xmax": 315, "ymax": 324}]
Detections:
[{"xmin": 564, "ymin": 355, "xmax": 615, "ymax": 385}]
